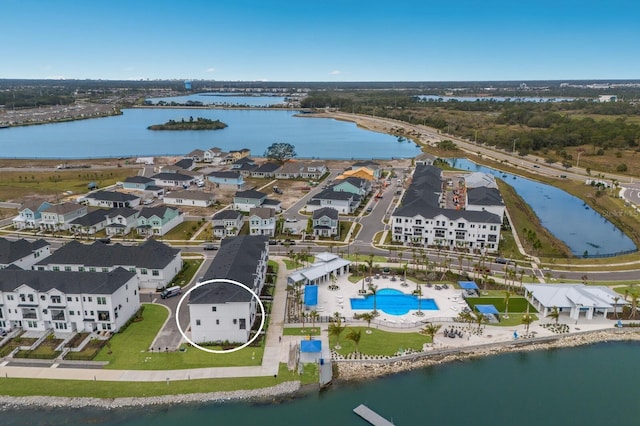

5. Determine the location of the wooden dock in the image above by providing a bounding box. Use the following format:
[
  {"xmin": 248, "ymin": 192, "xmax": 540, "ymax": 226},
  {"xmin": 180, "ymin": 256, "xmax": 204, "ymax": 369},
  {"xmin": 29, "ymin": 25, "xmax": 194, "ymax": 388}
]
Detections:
[{"xmin": 353, "ymin": 404, "xmax": 394, "ymax": 425}]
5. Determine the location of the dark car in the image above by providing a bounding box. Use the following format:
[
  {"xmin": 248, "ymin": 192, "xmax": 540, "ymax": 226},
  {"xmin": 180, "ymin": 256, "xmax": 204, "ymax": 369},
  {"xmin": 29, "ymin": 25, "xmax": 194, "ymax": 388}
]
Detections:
[
  {"xmin": 203, "ymin": 243, "xmax": 219, "ymax": 250},
  {"xmin": 268, "ymin": 240, "xmax": 278, "ymax": 245}
]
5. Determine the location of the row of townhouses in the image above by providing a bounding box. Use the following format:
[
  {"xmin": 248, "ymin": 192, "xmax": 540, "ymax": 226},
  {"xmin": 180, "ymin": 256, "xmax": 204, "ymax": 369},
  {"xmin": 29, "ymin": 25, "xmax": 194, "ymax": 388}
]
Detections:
[{"xmin": 391, "ymin": 165, "xmax": 504, "ymax": 252}]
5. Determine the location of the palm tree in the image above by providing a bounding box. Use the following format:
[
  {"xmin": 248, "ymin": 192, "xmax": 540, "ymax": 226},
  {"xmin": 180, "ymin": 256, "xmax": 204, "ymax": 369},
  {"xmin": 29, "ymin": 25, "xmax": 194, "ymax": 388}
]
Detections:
[
  {"xmin": 613, "ymin": 296, "xmax": 620, "ymax": 319},
  {"xmin": 300, "ymin": 311, "xmax": 307, "ymax": 330},
  {"xmin": 368, "ymin": 282, "xmax": 379, "ymax": 315},
  {"xmin": 628, "ymin": 293, "xmax": 639, "ymax": 320},
  {"xmin": 548, "ymin": 306, "xmax": 560, "ymax": 325},
  {"xmin": 309, "ymin": 310, "xmax": 319, "ymax": 329},
  {"xmin": 328, "ymin": 320, "xmax": 347, "ymax": 350},
  {"xmin": 415, "ymin": 285, "xmax": 424, "ymax": 316},
  {"xmin": 474, "ymin": 311, "xmax": 488, "ymax": 333},
  {"xmin": 503, "ymin": 290, "xmax": 511, "ymax": 320},
  {"xmin": 345, "ymin": 329, "xmax": 362, "ymax": 354},
  {"xmin": 360, "ymin": 312, "xmax": 375, "ymax": 334},
  {"xmin": 458, "ymin": 311, "xmax": 474, "ymax": 331},
  {"xmin": 420, "ymin": 322, "xmax": 442, "ymax": 343},
  {"xmin": 521, "ymin": 314, "xmax": 534, "ymax": 334}
]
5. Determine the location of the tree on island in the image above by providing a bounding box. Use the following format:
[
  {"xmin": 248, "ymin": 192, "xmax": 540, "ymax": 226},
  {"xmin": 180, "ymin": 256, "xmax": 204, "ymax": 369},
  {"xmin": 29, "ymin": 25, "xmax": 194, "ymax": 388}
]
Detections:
[{"xmin": 264, "ymin": 142, "xmax": 297, "ymax": 164}]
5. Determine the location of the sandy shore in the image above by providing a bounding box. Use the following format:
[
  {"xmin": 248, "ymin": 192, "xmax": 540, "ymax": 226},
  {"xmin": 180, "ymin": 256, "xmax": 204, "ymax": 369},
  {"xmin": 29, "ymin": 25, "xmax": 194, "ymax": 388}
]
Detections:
[{"xmin": 334, "ymin": 328, "xmax": 640, "ymax": 381}]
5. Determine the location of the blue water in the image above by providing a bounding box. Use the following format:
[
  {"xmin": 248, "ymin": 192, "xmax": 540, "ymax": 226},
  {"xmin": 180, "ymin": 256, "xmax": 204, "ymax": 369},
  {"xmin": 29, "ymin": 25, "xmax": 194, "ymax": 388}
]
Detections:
[
  {"xmin": 447, "ymin": 158, "xmax": 636, "ymax": 257},
  {"xmin": 0, "ymin": 109, "xmax": 420, "ymax": 159},
  {"xmin": 146, "ymin": 92, "xmax": 288, "ymax": 107},
  {"xmin": 3, "ymin": 342, "xmax": 639, "ymax": 425},
  {"xmin": 350, "ymin": 288, "xmax": 438, "ymax": 315}
]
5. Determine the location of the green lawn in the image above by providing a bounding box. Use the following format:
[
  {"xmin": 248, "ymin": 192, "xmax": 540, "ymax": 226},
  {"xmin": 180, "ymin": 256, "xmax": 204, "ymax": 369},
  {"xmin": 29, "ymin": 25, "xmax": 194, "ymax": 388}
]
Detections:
[
  {"xmin": 329, "ymin": 327, "xmax": 431, "ymax": 356},
  {"xmin": 465, "ymin": 297, "xmax": 538, "ymax": 313},
  {"xmin": 163, "ymin": 221, "xmax": 203, "ymax": 240},
  {"xmin": 168, "ymin": 258, "xmax": 203, "ymax": 288},
  {"xmin": 493, "ymin": 313, "xmax": 540, "ymax": 327},
  {"xmin": 283, "ymin": 327, "xmax": 321, "ymax": 336},
  {"xmin": 0, "ymin": 363, "xmax": 316, "ymax": 398},
  {"xmin": 95, "ymin": 304, "xmax": 267, "ymax": 370}
]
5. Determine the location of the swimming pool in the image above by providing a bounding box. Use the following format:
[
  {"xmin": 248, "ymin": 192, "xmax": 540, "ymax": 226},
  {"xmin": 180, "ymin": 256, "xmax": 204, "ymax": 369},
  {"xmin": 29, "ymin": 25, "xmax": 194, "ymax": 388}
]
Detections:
[{"xmin": 350, "ymin": 288, "xmax": 439, "ymax": 315}]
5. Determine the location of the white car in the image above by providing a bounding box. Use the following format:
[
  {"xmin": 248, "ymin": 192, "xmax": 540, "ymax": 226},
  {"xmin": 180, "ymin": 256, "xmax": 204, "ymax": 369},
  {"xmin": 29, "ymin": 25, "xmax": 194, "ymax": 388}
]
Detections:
[{"xmin": 285, "ymin": 217, "xmax": 297, "ymax": 223}]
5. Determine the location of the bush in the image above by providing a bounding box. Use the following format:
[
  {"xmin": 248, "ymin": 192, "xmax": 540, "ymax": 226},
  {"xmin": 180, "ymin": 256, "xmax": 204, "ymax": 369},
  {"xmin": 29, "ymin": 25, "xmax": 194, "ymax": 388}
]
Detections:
[{"xmin": 616, "ymin": 163, "xmax": 628, "ymax": 172}]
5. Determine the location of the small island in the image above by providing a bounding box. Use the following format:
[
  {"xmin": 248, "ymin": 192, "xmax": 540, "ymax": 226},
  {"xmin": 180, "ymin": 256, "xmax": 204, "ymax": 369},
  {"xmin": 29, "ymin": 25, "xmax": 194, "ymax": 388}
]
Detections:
[{"xmin": 147, "ymin": 116, "xmax": 228, "ymax": 130}]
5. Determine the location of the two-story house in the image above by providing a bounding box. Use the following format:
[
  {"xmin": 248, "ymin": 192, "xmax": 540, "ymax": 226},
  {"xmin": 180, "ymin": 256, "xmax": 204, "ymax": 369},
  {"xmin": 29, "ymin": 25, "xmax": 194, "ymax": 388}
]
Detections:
[
  {"xmin": 39, "ymin": 203, "xmax": 88, "ymax": 232},
  {"xmin": 331, "ymin": 177, "xmax": 371, "ymax": 196},
  {"xmin": 135, "ymin": 206, "xmax": 183, "ymax": 237},
  {"xmin": 105, "ymin": 207, "xmax": 140, "ymax": 237},
  {"xmin": 300, "ymin": 162, "xmax": 327, "ymax": 180},
  {"xmin": 312, "ymin": 207, "xmax": 339, "ymax": 237},
  {"xmin": 12, "ymin": 200, "xmax": 52, "ymax": 230},
  {"xmin": 248, "ymin": 207, "xmax": 276, "ymax": 237},
  {"xmin": 212, "ymin": 210, "xmax": 244, "ymax": 238},
  {"xmin": 68, "ymin": 208, "xmax": 112, "ymax": 235},
  {"xmin": 306, "ymin": 189, "xmax": 360, "ymax": 214}
]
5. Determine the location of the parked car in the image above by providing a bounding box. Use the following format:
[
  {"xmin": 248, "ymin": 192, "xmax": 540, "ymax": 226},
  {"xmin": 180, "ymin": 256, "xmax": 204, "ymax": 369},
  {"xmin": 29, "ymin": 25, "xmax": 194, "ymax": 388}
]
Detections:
[
  {"xmin": 161, "ymin": 286, "xmax": 182, "ymax": 299},
  {"xmin": 285, "ymin": 217, "xmax": 297, "ymax": 223},
  {"xmin": 366, "ymin": 206, "xmax": 373, "ymax": 213},
  {"xmin": 268, "ymin": 240, "xmax": 278, "ymax": 245},
  {"xmin": 203, "ymin": 243, "xmax": 219, "ymax": 250}
]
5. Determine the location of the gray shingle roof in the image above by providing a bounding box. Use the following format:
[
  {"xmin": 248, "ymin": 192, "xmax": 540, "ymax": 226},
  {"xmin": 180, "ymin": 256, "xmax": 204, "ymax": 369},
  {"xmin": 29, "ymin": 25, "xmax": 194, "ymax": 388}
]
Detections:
[
  {"xmin": 174, "ymin": 158, "xmax": 194, "ymax": 169},
  {"xmin": 253, "ymin": 162, "xmax": 280, "ymax": 173},
  {"xmin": 35, "ymin": 239, "xmax": 180, "ymax": 269},
  {"xmin": 208, "ymin": 171, "xmax": 242, "ymax": 179},
  {"xmin": 137, "ymin": 206, "xmax": 179, "ymax": 219},
  {"xmin": 190, "ymin": 235, "xmax": 267, "ymax": 304},
  {"xmin": 85, "ymin": 191, "xmax": 139, "ymax": 202},
  {"xmin": 151, "ymin": 172, "xmax": 193, "ymax": 181},
  {"xmin": 467, "ymin": 187, "xmax": 504, "ymax": 206},
  {"xmin": 213, "ymin": 210, "xmax": 243, "ymax": 220},
  {"xmin": 249, "ymin": 207, "xmax": 274, "ymax": 219},
  {"xmin": 124, "ymin": 176, "xmax": 154, "ymax": 184},
  {"xmin": 313, "ymin": 207, "xmax": 339, "ymax": 220},
  {"xmin": 107, "ymin": 207, "xmax": 138, "ymax": 219},
  {"xmin": 0, "ymin": 267, "xmax": 135, "ymax": 295},
  {"xmin": 0, "ymin": 238, "xmax": 50, "ymax": 265},
  {"xmin": 69, "ymin": 208, "xmax": 113, "ymax": 226},
  {"xmin": 312, "ymin": 189, "xmax": 354, "ymax": 201},
  {"xmin": 235, "ymin": 189, "xmax": 266, "ymax": 199}
]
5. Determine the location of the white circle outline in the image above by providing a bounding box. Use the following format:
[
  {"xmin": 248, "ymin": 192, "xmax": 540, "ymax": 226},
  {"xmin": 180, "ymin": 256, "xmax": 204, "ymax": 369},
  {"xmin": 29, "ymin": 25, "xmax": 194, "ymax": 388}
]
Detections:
[{"xmin": 175, "ymin": 278, "xmax": 266, "ymax": 354}]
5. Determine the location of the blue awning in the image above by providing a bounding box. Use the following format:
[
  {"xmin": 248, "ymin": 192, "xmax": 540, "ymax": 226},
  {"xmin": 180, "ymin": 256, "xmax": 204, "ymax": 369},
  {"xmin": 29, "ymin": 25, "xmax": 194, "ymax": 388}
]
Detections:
[
  {"xmin": 459, "ymin": 281, "xmax": 479, "ymax": 290},
  {"xmin": 475, "ymin": 304, "xmax": 500, "ymax": 315},
  {"xmin": 301, "ymin": 339, "xmax": 322, "ymax": 353},
  {"xmin": 304, "ymin": 285, "xmax": 318, "ymax": 306}
]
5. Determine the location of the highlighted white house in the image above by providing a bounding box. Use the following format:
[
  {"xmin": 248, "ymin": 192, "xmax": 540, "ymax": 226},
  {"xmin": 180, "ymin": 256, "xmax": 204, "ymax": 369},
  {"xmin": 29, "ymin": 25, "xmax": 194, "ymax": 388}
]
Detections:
[{"xmin": 524, "ymin": 284, "xmax": 628, "ymax": 320}]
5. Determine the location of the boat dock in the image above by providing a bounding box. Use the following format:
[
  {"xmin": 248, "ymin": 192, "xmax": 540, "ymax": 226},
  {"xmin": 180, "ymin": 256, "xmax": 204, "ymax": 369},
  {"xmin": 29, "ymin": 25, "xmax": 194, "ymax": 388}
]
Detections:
[{"xmin": 353, "ymin": 404, "xmax": 394, "ymax": 425}]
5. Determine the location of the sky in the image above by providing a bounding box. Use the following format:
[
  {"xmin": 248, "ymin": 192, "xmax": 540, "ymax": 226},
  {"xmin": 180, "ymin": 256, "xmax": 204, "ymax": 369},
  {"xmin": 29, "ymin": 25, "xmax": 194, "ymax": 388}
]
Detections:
[{"xmin": 2, "ymin": 0, "xmax": 640, "ymax": 82}]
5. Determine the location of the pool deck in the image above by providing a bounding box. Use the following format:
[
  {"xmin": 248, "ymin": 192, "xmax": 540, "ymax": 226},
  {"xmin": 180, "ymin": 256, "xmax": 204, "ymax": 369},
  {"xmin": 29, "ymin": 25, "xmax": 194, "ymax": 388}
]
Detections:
[{"xmin": 311, "ymin": 274, "xmax": 466, "ymax": 326}]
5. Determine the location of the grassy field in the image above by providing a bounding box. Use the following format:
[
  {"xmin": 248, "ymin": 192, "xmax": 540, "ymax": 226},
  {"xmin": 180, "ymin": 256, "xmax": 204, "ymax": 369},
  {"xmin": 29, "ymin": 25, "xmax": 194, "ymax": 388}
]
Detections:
[
  {"xmin": 283, "ymin": 327, "xmax": 321, "ymax": 336},
  {"xmin": 168, "ymin": 258, "xmax": 203, "ymax": 288},
  {"xmin": 163, "ymin": 220, "xmax": 205, "ymax": 240},
  {"xmin": 329, "ymin": 327, "xmax": 431, "ymax": 356},
  {"xmin": 95, "ymin": 304, "xmax": 264, "ymax": 370},
  {"xmin": 0, "ymin": 363, "xmax": 317, "ymax": 398},
  {"xmin": 0, "ymin": 168, "xmax": 136, "ymax": 202},
  {"xmin": 465, "ymin": 297, "xmax": 538, "ymax": 313}
]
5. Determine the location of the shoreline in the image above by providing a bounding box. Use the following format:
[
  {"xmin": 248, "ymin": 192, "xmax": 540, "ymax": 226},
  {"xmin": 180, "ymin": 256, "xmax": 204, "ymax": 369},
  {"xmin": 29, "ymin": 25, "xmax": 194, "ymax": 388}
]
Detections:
[{"xmin": 1, "ymin": 329, "xmax": 639, "ymax": 409}]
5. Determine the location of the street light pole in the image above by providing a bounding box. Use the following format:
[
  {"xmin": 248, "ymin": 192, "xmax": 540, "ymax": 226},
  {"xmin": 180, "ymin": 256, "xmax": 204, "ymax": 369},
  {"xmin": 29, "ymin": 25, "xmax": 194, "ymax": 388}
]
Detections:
[
  {"xmin": 576, "ymin": 151, "xmax": 583, "ymax": 168},
  {"xmin": 512, "ymin": 138, "xmax": 518, "ymax": 154}
]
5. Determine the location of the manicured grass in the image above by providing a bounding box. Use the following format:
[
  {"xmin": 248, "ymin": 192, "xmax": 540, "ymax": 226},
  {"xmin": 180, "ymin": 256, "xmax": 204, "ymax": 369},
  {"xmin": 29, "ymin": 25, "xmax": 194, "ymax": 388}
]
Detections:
[
  {"xmin": 493, "ymin": 313, "xmax": 540, "ymax": 327},
  {"xmin": 465, "ymin": 297, "xmax": 538, "ymax": 313},
  {"xmin": 95, "ymin": 304, "xmax": 265, "ymax": 370},
  {"xmin": 0, "ymin": 363, "xmax": 315, "ymax": 398},
  {"xmin": 14, "ymin": 338, "xmax": 64, "ymax": 359},
  {"xmin": 283, "ymin": 327, "xmax": 321, "ymax": 336},
  {"xmin": 329, "ymin": 327, "xmax": 431, "ymax": 356},
  {"xmin": 344, "ymin": 254, "xmax": 387, "ymax": 263},
  {"xmin": 163, "ymin": 220, "xmax": 203, "ymax": 240},
  {"xmin": 348, "ymin": 274, "xmax": 365, "ymax": 283},
  {"xmin": 169, "ymin": 258, "xmax": 203, "ymax": 288}
]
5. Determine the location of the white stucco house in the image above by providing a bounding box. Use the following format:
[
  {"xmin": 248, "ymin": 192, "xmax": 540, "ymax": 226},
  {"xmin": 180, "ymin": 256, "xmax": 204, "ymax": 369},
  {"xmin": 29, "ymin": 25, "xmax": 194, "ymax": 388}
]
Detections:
[
  {"xmin": 248, "ymin": 207, "xmax": 276, "ymax": 237},
  {"xmin": 163, "ymin": 190, "xmax": 215, "ymax": 208},
  {"xmin": 0, "ymin": 238, "xmax": 51, "ymax": 270}
]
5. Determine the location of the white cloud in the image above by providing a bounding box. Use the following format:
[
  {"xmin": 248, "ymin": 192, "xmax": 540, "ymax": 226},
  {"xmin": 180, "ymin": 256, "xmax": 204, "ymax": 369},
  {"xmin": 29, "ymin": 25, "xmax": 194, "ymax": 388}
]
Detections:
[
  {"xmin": 206, "ymin": 67, "xmax": 216, "ymax": 73},
  {"xmin": 329, "ymin": 70, "xmax": 342, "ymax": 75}
]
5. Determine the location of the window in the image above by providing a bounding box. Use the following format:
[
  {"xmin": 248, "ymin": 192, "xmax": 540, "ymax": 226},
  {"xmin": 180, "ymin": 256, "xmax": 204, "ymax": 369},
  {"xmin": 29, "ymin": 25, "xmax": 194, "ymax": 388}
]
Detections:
[
  {"xmin": 52, "ymin": 266, "xmax": 60, "ymax": 272},
  {"xmin": 51, "ymin": 295, "xmax": 62, "ymax": 304},
  {"xmin": 28, "ymin": 294, "xmax": 34, "ymax": 302},
  {"xmin": 196, "ymin": 319, "xmax": 201, "ymax": 326},
  {"xmin": 152, "ymin": 270, "xmax": 159, "ymax": 276},
  {"xmin": 233, "ymin": 319, "xmax": 237, "ymax": 325},
  {"xmin": 141, "ymin": 269, "xmax": 148, "ymax": 275},
  {"xmin": 51, "ymin": 309, "xmax": 65, "ymax": 321},
  {"xmin": 7, "ymin": 295, "xmax": 13, "ymax": 301},
  {"xmin": 67, "ymin": 297, "xmax": 72, "ymax": 302},
  {"xmin": 88, "ymin": 297, "xmax": 93, "ymax": 302},
  {"xmin": 89, "ymin": 267, "xmax": 96, "ymax": 272},
  {"xmin": 64, "ymin": 266, "xmax": 72, "ymax": 272},
  {"xmin": 216, "ymin": 319, "xmax": 220, "ymax": 325},
  {"xmin": 97, "ymin": 311, "xmax": 110, "ymax": 321},
  {"xmin": 78, "ymin": 267, "xmax": 85, "ymax": 272},
  {"xmin": 27, "ymin": 320, "xmax": 37, "ymax": 328},
  {"xmin": 54, "ymin": 322, "xmax": 67, "ymax": 330},
  {"xmin": 490, "ymin": 225, "xmax": 497, "ymax": 231},
  {"xmin": 40, "ymin": 295, "xmax": 46, "ymax": 301},
  {"xmin": 22, "ymin": 308, "xmax": 37, "ymax": 319},
  {"xmin": 211, "ymin": 306, "xmax": 217, "ymax": 312},
  {"xmin": 102, "ymin": 268, "xmax": 109, "ymax": 273},
  {"xmin": 97, "ymin": 297, "xmax": 106, "ymax": 305},
  {"xmin": 239, "ymin": 318, "xmax": 246, "ymax": 330}
]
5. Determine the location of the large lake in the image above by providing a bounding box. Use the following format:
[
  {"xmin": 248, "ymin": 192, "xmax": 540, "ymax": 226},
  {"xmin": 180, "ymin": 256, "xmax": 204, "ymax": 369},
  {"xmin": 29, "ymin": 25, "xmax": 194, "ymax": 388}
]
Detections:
[
  {"xmin": 145, "ymin": 92, "xmax": 288, "ymax": 107},
  {"xmin": 0, "ymin": 109, "xmax": 420, "ymax": 160},
  {"xmin": 3, "ymin": 342, "xmax": 639, "ymax": 425},
  {"xmin": 448, "ymin": 158, "xmax": 636, "ymax": 257}
]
